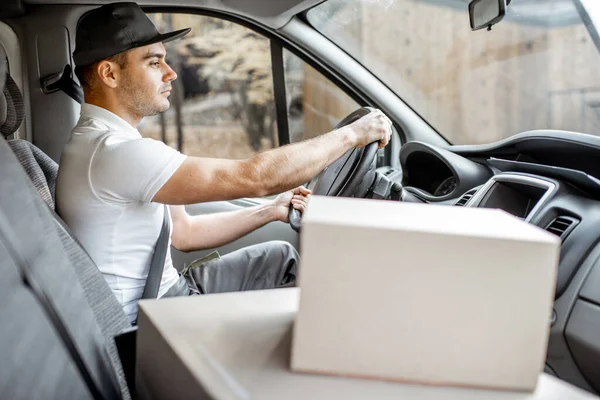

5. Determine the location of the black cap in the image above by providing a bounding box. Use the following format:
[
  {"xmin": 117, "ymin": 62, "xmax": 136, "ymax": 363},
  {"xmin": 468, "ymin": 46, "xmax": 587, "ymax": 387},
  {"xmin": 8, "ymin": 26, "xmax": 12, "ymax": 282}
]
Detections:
[{"xmin": 73, "ymin": 2, "xmax": 191, "ymax": 67}]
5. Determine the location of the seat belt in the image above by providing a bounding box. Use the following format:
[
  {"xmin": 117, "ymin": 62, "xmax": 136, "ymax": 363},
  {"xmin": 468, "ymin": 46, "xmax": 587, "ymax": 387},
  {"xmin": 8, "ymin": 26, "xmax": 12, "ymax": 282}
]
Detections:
[
  {"xmin": 120, "ymin": 208, "xmax": 170, "ymax": 391},
  {"xmin": 40, "ymin": 64, "xmax": 84, "ymax": 104},
  {"xmin": 141, "ymin": 205, "xmax": 170, "ymax": 299}
]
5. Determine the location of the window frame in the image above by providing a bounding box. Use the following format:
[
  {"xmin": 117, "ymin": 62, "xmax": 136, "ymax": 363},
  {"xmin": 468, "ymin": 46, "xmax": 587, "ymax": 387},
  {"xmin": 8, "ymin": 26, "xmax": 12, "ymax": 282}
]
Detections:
[{"xmin": 270, "ymin": 40, "xmax": 291, "ymax": 146}]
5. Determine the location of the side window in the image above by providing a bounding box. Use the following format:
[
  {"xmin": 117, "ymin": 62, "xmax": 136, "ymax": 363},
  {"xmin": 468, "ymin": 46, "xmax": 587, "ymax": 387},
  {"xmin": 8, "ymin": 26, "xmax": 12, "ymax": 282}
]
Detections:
[
  {"xmin": 283, "ymin": 49, "xmax": 360, "ymax": 143},
  {"xmin": 142, "ymin": 13, "xmax": 361, "ymax": 159},
  {"xmin": 141, "ymin": 14, "xmax": 277, "ymax": 158}
]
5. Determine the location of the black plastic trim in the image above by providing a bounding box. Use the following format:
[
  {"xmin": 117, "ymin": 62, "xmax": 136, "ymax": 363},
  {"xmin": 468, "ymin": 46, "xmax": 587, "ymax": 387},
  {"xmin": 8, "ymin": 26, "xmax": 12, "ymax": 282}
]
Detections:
[
  {"xmin": 529, "ymin": 190, "xmax": 600, "ymax": 299},
  {"xmin": 581, "ymin": 255, "xmax": 600, "ymax": 307},
  {"xmin": 545, "ymin": 216, "xmax": 580, "ymax": 242},
  {"xmin": 399, "ymin": 141, "xmax": 492, "ymax": 201},
  {"xmin": 546, "ymin": 242, "xmax": 599, "ymax": 393},
  {"xmin": 270, "ymin": 40, "xmax": 290, "ymax": 146},
  {"xmin": 452, "ymin": 130, "xmax": 600, "ymax": 157},
  {"xmin": 0, "ymin": 0, "xmax": 24, "ymax": 18},
  {"xmin": 565, "ymin": 300, "xmax": 600, "ymax": 393}
]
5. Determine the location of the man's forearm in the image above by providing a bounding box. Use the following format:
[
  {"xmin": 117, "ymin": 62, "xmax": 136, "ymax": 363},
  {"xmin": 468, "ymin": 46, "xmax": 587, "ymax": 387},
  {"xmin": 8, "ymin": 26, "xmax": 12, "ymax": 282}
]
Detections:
[
  {"xmin": 178, "ymin": 203, "xmax": 278, "ymax": 252},
  {"xmin": 153, "ymin": 110, "xmax": 390, "ymax": 205},
  {"xmin": 246, "ymin": 127, "xmax": 357, "ymax": 197}
]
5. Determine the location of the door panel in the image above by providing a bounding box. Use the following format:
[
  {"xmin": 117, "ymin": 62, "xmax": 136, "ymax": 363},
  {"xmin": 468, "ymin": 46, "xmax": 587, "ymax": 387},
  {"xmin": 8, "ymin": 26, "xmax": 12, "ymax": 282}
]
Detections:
[{"xmin": 170, "ymin": 199, "xmax": 299, "ymax": 271}]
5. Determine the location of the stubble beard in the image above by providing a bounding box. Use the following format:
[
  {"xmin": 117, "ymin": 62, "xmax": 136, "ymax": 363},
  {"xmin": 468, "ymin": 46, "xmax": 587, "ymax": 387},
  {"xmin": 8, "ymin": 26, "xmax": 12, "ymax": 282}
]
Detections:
[{"xmin": 121, "ymin": 79, "xmax": 170, "ymax": 118}]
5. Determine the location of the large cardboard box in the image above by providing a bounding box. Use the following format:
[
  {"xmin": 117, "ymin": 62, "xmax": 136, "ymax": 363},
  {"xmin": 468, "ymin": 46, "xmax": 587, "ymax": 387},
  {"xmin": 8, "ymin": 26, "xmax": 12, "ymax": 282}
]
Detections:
[
  {"xmin": 291, "ymin": 196, "xmax": 561, "ymax": 391},
  {"xmin": 135, "ymin": 290, "xmax": 597, "ymax": 400}
]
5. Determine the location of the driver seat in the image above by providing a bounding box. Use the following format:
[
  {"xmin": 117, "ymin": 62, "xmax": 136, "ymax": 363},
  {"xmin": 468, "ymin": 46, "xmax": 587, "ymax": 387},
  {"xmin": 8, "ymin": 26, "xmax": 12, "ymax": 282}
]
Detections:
[{"xmin": 0, "ymin": 56, "xmax": 132, "ymax": 398}]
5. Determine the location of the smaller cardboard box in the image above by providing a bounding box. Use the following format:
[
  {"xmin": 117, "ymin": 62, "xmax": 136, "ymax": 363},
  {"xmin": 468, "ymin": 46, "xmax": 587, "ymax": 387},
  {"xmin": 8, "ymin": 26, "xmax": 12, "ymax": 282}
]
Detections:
[{"xmin": 291, "ymin": 196, "xmax": 560, "ymax": 391}]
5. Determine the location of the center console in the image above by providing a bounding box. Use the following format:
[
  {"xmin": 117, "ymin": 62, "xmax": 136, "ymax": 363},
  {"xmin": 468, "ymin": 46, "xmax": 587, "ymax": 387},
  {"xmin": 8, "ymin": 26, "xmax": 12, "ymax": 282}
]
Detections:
[{"xmin": 466, "ymin": 174, "xmax": 556, "ymax": 222}]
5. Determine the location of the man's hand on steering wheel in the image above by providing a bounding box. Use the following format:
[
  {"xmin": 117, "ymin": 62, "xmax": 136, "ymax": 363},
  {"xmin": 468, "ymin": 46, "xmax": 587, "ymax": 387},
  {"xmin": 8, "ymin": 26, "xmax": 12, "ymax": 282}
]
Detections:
[
  {"xmin": 343, "ymin": 108, "xmax": 393, "ymax": 149},
  {"xmin": 287, "ymin": 107, "xmax": 394, "ymax": 232},
  {"xmin": 272, "ymin": 186, "xmax": 311, "ymax": 223}
]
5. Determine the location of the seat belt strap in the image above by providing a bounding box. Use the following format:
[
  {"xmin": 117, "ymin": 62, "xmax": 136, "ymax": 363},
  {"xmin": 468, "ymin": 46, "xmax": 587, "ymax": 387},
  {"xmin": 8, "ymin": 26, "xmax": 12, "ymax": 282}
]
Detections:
[
  {"xmin": 40, "ymin": 64, "xmax": 84, "ymax": 104},
  {"xmin": 141, "ymin": 205, "xmax": 170, "ymax": 299}
]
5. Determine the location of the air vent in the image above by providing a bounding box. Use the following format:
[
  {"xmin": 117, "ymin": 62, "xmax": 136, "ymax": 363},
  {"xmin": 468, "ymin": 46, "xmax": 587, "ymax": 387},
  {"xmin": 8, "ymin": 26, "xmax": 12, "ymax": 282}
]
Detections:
[
  {"xmin": 545, "ymin": 216, "xmax": 579, "ymax": 241},
  {"xmin": 455, "ymin": 189, "xmax": 477, "ymax": 207}
]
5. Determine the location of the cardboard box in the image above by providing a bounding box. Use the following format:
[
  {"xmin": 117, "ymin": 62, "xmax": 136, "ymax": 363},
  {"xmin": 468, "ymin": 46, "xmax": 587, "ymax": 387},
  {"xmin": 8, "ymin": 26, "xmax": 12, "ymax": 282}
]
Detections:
[
  {"xmin": 291, "ymin": 196, "xmax": 561, "ymax": 391},
  {"xmin": 135, "ymin": 290, "xmax": 596, "ymax": 400}
]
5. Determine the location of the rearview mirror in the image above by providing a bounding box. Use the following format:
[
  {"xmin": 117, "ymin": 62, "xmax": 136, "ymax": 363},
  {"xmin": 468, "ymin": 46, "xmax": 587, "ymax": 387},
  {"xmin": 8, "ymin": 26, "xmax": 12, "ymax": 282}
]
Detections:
[{"xmin": 469, "ymin": 0, "xmax": 506, "ymax": 31}]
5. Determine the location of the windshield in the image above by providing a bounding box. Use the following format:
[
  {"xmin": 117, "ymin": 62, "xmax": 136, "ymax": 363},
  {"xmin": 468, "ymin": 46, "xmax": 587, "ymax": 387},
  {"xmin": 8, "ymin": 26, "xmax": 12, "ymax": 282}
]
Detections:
[{"xmin": 308, "ymin": 0, "xmax": 600, "ymax": 145}]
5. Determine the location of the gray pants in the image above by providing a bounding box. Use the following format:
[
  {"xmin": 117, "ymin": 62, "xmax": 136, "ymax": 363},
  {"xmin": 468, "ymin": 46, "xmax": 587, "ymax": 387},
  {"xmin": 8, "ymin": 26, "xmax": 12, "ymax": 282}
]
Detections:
[{"xmin": 163, "ymin": 240, "xmax": 299, "ymax": 298}]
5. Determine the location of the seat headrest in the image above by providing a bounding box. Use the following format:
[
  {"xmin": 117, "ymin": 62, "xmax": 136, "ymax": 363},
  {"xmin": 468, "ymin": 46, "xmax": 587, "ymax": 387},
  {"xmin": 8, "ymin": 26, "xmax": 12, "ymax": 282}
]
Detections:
[{"xmin": 0, "ymin": 73, "xmax": 24, "ymax": 138}]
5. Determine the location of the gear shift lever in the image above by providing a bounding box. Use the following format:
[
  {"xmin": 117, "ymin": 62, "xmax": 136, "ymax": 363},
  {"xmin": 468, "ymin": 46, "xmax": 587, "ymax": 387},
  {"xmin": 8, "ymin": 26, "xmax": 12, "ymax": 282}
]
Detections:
[{"xmin": 391, "ymin": 182, "xmax": 424, "ymax": 203}]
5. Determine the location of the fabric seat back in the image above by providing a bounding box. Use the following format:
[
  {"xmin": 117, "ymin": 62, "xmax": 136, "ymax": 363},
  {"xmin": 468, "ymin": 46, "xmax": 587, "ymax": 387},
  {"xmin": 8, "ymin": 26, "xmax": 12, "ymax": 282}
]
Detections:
[
  {"xmin": 0, "ymin": 122, "xmax": 124, "ymax": 400},
  {"xmin": 0, "ymin": 53, "xmax": 131, "ymax": 399},
  {"xmin": 8, "ymin": 138, "xmax": 57, "ymax": 208}
]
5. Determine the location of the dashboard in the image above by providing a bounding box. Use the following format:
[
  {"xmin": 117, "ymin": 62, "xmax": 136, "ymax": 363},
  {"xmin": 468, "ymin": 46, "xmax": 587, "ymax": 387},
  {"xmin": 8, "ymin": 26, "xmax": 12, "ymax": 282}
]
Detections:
[{"xmin": 391, "ymin": 130, "xmax": 600, "ymax": 395}]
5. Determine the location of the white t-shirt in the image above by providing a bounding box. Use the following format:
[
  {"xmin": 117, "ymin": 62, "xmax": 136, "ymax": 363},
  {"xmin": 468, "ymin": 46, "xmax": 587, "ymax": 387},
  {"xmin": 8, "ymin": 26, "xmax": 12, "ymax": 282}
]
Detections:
[{"xmin": 56, "ymin": 103, "xmax": 187, "ymax": 323}]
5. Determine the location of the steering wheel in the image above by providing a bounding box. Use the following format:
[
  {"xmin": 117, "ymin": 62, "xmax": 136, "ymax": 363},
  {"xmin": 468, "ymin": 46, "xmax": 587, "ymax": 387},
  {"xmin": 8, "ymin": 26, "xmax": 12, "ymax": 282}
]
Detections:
[{"xmin": 289, "ymin": 107, "xmax": 381, "ymax": 232}]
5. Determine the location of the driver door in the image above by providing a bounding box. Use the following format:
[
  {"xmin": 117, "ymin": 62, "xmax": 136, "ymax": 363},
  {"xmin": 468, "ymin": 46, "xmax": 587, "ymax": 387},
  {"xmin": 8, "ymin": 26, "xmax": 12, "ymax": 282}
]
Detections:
[{"xmin": 138, "ymin": 12, "xmax": 360, "ymax": 270}]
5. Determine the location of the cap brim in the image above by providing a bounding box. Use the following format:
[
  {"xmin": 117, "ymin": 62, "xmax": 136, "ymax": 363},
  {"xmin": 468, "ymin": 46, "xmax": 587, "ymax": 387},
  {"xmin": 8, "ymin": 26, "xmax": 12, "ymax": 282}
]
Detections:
[{"xmin": 143, "ymin": 27, "xmax": 191, "ymax": 47}]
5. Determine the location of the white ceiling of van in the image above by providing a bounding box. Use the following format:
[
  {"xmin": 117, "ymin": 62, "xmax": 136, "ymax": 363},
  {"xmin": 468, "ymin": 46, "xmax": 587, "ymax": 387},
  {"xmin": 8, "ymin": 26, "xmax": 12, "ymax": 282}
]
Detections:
[{"xmin": 22, "ymin": 0, "xmax": 326, "ymax": 29}]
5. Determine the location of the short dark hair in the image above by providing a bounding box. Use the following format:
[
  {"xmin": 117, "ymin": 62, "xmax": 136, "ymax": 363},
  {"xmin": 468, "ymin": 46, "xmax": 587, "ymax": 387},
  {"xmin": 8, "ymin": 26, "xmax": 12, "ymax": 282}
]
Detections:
[{"xmin": 75, "ymin": 52, "xmax": 129, "ymax": 92}]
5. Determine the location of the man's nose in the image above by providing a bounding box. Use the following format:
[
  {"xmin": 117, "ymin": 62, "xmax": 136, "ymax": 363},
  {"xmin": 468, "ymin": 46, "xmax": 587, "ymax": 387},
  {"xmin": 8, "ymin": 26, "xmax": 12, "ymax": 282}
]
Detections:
[{"xmin": 163, "ymin": 63, "xmax": 177, "ymax": 82}]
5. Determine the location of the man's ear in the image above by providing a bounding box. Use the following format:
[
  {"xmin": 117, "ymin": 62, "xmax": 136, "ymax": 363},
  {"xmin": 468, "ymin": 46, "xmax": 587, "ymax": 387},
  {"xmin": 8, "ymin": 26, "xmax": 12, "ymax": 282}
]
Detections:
[{"xmin": 96, "ymin": 60, "xmax": 120, "ymax": 89}]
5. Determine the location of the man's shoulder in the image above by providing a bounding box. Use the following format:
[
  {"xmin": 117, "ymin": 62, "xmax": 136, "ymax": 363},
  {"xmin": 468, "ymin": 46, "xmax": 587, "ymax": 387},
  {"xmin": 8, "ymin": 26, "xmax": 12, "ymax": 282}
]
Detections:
[
  {"xmin": 67, "ymin": 121, "xmax": 137, "ymax": 155},
  {"xmin": 65, "ymin": 119, "xmax": 112, "ymax": 151},
  {"xmin": 65, "ymin": 116, "xmax": 184, "ymax": 173}
]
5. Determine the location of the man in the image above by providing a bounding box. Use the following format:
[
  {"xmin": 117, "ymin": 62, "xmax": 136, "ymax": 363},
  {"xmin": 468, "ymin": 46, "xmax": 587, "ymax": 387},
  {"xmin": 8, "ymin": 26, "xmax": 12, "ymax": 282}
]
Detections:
[{"xmin": 56, "ymin": 2, "xmax": 392, "ymax": 323}]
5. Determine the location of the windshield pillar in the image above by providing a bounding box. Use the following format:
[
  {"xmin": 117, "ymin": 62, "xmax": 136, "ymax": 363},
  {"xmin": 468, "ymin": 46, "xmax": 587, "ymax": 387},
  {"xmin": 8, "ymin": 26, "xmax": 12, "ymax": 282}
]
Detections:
[{"xmin": 575, "ymin": 0, "xmax": 600, "ymax": 54}]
